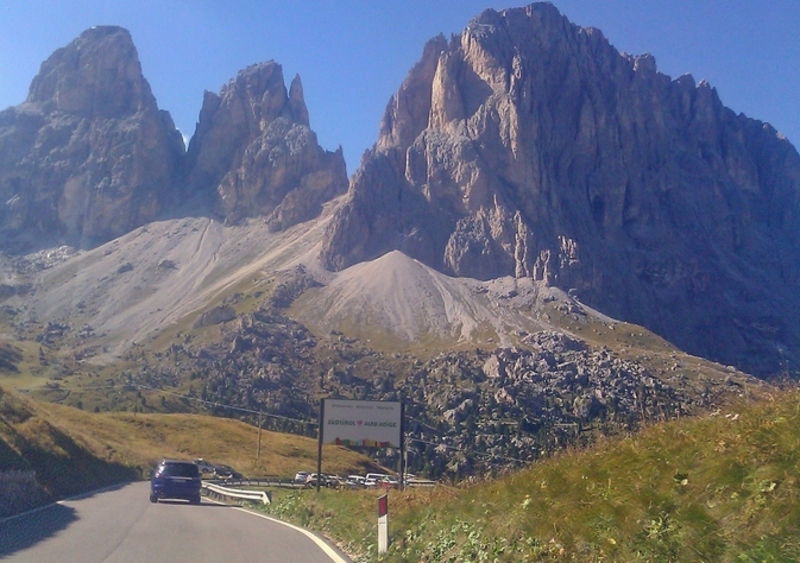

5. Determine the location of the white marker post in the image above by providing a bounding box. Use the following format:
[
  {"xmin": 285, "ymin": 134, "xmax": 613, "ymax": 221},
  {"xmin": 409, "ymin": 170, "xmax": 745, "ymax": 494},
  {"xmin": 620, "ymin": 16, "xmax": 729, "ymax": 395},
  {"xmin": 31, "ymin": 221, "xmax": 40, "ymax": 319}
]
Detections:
[{"xmin": 377, "ymin": 494, "xmax": 389, "ymax": 554}]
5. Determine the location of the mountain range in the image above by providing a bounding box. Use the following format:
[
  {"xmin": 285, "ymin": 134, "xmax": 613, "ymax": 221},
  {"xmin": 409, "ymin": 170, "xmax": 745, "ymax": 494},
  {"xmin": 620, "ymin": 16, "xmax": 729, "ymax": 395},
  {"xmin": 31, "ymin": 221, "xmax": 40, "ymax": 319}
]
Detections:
[{"xmin": 0, "ymin": 3, "xmax": 796, "ymax": 476}]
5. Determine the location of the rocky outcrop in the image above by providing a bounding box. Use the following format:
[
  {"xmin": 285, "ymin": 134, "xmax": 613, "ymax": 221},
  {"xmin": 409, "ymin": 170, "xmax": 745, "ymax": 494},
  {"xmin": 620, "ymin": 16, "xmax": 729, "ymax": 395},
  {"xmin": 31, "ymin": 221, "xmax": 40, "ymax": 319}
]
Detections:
[
  {"xmin": 128, "ymin": 313, "xmax": 751, "ymax": 478},
  {"xmin": 321, "ymin": 3, "xmax": 800, "ymax": 376},
  {"xmin": 193, "ymin": 305, "xmax": 236, "ymax": 328},
  {"xmin": 185, "ymin": 62, "xmax": 347, "ymax": 229},
  {"xmin": 0, "ymin": 26, "xmax": 184, "ymax": 251}
]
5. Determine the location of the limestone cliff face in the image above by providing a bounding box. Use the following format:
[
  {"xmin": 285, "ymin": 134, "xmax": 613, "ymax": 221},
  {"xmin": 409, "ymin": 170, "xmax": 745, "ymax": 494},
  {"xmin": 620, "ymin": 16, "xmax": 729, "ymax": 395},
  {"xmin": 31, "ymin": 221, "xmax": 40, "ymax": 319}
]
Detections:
[
  {"xmin": 0, "ymin": 26, "xmax": 184, "ymax": 250},
  {"xmin": 185, "ymin": 62, "xmax": 347, "ymax": 229},
  {"xmin": 321, "ymin": 3, "xmax": 800, "ymax": 375}
]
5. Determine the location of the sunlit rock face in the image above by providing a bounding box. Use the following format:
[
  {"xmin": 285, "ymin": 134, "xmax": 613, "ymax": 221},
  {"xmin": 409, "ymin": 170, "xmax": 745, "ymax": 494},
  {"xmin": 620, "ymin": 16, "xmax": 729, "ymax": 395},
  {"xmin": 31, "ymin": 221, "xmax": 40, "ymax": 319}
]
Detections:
[
  {"xmin": 321, "ymin": 3, "xmax": 800, "ymax": 376},
  {"xmin": 0, "ymin": 28, "xmax": 347, "ymax": 250},
  {"xmin": 185, "ymin": 61, "xmax": 348, "ymax": 230},
  {"xmin": 0, "ymin": 26, "xmax": 184, "ymax": 250}
]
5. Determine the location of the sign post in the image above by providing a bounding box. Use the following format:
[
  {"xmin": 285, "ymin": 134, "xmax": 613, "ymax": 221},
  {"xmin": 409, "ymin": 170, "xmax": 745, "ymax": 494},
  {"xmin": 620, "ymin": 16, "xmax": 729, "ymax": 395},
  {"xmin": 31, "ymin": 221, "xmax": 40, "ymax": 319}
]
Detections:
[
  {"xmin": 316, "ymin": 398, "xmax": 404, "ymax": 552},
  {"xmin": 399, "ymin": 401, "xmax": 405, "ymax": 490},
  {"xmin": 317, "ymin": 399, "xmax": 325, "ymax": 493},
  {"xmin": 377, "ymin": 494, "xmax": 389, "ymax": 554}
]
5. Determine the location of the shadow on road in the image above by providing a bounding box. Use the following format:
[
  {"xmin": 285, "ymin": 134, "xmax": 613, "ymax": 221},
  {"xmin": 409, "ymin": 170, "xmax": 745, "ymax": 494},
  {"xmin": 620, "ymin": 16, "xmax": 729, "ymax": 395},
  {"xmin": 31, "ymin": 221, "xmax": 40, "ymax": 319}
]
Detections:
[
  {"xmin": 0, "ymin": 504, "xmax": 77, "ymax": 557},
  {"xmin": 154, "ymin": 499, "xmax": 232, "ymax": 507},
  {"xmin": 66, "ymin": 480, "xmax": 132, "ymax": 501}
]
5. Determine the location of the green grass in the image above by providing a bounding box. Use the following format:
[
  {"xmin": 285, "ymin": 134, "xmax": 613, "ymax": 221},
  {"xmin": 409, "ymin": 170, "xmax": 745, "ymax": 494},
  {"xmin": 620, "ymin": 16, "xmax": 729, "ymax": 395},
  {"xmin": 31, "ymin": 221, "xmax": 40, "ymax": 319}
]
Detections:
[{"xmin": 252, "ymin": 390, "xmax": 800, "ymax": 561}]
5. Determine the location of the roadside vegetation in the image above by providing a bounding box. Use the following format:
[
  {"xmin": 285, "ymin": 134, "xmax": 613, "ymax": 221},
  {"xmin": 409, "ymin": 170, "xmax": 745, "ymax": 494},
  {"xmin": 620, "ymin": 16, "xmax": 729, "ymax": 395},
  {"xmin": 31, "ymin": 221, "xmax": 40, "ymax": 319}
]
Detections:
[
  {"xmin": 4, "ymin": 380, "xmax": 799, "ymax": 559},
  {"xmin": 0, "ymin": 385, "xmax": 136, "ymax": 517},
  {"xmin": 0, "ymin": 384, "xmax": 377, "ymax": 518},
  {"xmin": 256, "ymin": 389, "xmax": 800, "ymax": 561}
]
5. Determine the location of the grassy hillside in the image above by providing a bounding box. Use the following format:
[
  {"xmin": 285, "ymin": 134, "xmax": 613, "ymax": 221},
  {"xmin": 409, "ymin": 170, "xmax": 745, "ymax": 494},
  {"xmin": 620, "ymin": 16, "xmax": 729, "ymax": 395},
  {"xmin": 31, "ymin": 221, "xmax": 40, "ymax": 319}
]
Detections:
[
  {"xmin": 36, "ymin": 401, "xmax": 379, "ymax": 477},
  {"xmin": 0, "ymin": 386, "xmax": 136, "ymax": 516},
  {"xmin": 0, "ymin": 385, "xmax": 378, "ymax": 517},
  {"xmin": 257, "ymin": 390, "xmax": 800, "ymax": 561}
]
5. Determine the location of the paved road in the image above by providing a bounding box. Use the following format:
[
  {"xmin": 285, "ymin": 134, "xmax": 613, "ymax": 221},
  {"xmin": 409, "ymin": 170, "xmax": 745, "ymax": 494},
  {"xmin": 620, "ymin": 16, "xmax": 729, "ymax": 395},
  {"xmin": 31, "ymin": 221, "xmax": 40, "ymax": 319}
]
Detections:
[{"xmin": 0, "ymin": 481, "xmax": 348, "ymax": 562}]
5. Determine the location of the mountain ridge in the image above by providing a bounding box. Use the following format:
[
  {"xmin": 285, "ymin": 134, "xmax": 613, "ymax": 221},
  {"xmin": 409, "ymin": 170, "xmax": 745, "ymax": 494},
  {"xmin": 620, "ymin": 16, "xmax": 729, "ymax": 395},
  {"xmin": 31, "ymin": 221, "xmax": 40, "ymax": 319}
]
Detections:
[
  {"xmin": 0, "ymin": 2, "xmax": 795, "ymax": 479},
  {"xmin": 320, "ymin": 2, "xmax": 800, "ymax": 376},
  {"xmin": 0, "ymin": 29, "xmax": 347, "ymax": 254}
]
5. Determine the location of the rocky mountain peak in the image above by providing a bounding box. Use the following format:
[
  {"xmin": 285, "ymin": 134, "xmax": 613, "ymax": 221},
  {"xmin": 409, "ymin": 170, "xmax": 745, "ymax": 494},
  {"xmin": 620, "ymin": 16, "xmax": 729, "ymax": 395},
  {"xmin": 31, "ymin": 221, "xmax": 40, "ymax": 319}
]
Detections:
[
  {"xmin": 321, "ymin": 2, "xmax": 800, "ymax": 376},
  {"xmin": 377, "ymin": 34, "xmax": 448, "ymax": 151},
  {"xmin": 288, "ymin": 74, "xmax": 309, "ymax": 127},
  {"xmin": 222, "ymin": 61, "xmax": 291, "ymax": 128},
  {"xmin": 0, "ymin": 26, "xmax": 183, "ymax": 251},
  {"xmin": 186, "ymin": 61, "xmax": 347, "ymax": 229},
  {"xmin": 26, "ymin": 26, "xmax": 154, "ymax": 118}
]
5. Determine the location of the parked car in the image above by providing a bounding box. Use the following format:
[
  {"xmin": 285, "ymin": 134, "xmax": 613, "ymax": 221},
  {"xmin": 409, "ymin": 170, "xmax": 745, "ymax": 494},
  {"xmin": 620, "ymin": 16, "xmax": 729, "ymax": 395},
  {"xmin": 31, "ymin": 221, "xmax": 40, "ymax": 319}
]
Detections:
[
  {"xmin": 325, "ymin": 475, "xmax": 344, "ymax": 488},
  {"xmin": 364, "ymin": 472, "xmax": 391, "ymax": 487},
  {"xmin": 194, "ymin": 458, "xmax": 215, "ymax": 475},
  {"xmin": 345, "ymin": 475, "xmax": 366, "ymax": 488},
  {"xmin": 305, "ymin": 473, "xmax": 340, "ymax": 488},
  {"xmin": 212, "ymin": 464, "xmax": 241, "ymax": 481},
  {"xmin": 294, "ymin": 471, "xmax": 310, "ymax": 484},
  {"xmin": 150, "ymin": 459, "xmax": 201, "ymax": 504},
  {"xmin": 380, "ymin": 476, "xmax": 400, "ymax": 489}
]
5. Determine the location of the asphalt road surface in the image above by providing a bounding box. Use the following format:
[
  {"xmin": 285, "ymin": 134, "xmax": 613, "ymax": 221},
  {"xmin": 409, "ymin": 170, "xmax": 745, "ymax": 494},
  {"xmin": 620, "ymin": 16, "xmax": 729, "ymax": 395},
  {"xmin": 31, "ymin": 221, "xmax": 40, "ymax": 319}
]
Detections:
[{"xmin": 0, "ymin": 481, "xmax": 349, "ymax": 562}]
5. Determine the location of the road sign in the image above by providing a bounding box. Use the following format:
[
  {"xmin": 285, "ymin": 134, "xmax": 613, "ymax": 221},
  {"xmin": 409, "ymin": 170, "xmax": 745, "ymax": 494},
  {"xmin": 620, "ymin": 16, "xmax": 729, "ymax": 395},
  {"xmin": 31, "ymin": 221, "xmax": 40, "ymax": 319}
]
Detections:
[{"xmin": 321, "ymin": 399, "xmax": 402, "ymax": 448}]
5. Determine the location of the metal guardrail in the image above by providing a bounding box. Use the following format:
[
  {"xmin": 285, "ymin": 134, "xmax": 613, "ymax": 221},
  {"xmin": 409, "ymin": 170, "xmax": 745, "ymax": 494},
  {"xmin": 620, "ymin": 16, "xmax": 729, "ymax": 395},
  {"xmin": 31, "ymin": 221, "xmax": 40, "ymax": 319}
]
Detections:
[
  {"xmin": 405, "ymin": 479, "xmax": 436, "ymax": 487},
  {"xmin": 203, "ymin": 476, "xmax": 437, "ymax": 496},
  {"xmin": 202, "ymin": 481, "xmax": 271, "ymax": 505},
  {"xmin": 210, "ymin": 477, "xmax": 306, "ymax": 489}
]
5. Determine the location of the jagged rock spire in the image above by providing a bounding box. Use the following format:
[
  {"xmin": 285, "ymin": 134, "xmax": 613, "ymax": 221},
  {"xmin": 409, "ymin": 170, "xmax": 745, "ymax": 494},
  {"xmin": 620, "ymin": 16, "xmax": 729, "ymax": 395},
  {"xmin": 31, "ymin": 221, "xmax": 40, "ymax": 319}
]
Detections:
[
  {"xmin": 186, "ymin": 61, "xmax": 347, "ymax": 229},
  {"xmin": 0, "ymin": 25, "xmax": 183, "ymax": 250}
]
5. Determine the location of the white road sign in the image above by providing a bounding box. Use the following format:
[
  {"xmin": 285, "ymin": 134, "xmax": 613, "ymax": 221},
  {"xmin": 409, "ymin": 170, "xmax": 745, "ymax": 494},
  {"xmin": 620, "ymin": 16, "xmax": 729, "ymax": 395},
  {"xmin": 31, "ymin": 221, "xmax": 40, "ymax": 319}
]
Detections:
[{"xmin": 322, "ymin": 399, "xmax": 402, "ymax": 448}]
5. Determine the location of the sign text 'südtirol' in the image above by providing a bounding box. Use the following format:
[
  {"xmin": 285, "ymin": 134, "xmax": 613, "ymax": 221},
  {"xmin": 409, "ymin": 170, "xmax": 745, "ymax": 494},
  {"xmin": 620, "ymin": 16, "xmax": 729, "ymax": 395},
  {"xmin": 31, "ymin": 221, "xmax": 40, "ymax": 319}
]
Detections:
[{"xmin": 322, "ymin": 399, "xmax": 402, "ymax": 448}]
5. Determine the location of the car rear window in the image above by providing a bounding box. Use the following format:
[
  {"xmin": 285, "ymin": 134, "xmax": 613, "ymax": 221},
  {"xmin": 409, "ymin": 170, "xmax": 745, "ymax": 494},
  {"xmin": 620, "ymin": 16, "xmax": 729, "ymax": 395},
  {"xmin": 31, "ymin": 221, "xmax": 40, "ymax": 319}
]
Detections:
[{"xmin": 158, "ymin": 463, "xmax": 199, "ymax": 478}]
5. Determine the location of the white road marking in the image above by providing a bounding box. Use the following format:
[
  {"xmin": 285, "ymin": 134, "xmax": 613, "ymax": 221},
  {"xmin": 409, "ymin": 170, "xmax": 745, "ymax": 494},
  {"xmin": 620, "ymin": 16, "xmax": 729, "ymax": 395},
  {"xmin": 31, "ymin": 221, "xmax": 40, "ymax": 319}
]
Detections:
[{"xmin": 204, "ymin": 497, "xmax": 349, "ymax": 563}]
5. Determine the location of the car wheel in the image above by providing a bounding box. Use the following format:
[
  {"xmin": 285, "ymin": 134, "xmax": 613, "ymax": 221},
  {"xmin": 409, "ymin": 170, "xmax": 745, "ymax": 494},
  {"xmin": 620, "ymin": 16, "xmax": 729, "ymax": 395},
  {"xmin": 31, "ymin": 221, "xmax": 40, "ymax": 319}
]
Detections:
[
  {"xmin": 191, "ymin": 495, "xmax": 201, "ymax": 505},
  {"xmin": 150, "ymin": 494, "xmax": 158, "ymax": 503}
]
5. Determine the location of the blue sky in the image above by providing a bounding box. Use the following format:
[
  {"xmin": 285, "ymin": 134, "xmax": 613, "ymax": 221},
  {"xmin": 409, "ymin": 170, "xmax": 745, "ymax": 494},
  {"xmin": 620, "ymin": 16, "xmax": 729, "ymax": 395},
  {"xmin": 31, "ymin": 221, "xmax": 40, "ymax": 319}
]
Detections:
[{"xmin": 1, "ymin": 1, "xmax": 798, "ymax": 176}]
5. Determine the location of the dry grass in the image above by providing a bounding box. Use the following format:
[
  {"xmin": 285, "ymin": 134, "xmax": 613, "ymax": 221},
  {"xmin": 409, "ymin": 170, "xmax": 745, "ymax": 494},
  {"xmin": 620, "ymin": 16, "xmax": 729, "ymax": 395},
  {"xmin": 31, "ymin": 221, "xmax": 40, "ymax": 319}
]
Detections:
[
  {"xmin": 0, "ymin": 385, "xmax": 380, "ymax": 512},
  {"xmin": 37, "ymin": 403, "xmax": 378, "ymax": 477}
]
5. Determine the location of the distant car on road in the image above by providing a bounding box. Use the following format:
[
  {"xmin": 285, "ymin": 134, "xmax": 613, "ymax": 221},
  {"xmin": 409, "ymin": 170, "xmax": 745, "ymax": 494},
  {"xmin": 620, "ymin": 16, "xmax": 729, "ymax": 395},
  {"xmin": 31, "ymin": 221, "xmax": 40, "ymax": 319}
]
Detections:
[
  {"xmin": 380, "ymin": 476, "xmax": 400, "ymax": 489},
  {"xmin": 150, "ymin": 459, "xmax": 201, "ymax": 504},
  {"xmin": 325, "ymin": 475, "xmax": 344, "ymax": 488},
  {"xmin": 294, "ymin": 471, "xmax": 310, "ymax": 484},
  {"xmin": 364, "ymin": 472, "xmax": 392, "ymax": 487},
  {"xmin": 305, "ymin": 473, "xmax": 340, "ymax": 488},
  {"xmin": 345, "ymin": 475, "xmax": 366, "ymax": 488},
  {"xmin": 194, "ymin": 458, "xmax": 215, "ymax": 475},
  {"xmin": 213, "ymin": 464, "xmax": 242, "ymax": 481}
]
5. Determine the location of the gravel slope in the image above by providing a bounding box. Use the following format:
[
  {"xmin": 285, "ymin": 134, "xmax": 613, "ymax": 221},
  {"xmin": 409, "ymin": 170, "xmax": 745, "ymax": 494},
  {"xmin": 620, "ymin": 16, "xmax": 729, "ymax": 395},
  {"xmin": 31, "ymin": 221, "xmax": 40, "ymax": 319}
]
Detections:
[{"xmin": 15, "ymin": 201, "xmax": 612, "ymax": 360}]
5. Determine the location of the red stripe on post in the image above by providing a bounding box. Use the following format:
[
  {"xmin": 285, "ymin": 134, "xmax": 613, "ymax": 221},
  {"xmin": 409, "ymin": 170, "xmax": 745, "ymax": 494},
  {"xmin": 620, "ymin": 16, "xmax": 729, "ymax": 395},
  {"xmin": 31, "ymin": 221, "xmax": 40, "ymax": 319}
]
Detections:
[{"xmin": 377, "ymin": 494, "xmax": 388, "ymax": 517}]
